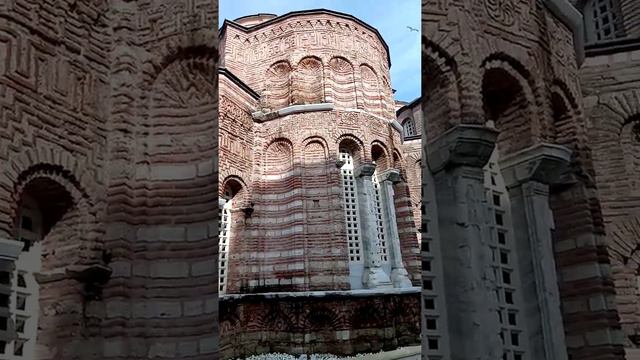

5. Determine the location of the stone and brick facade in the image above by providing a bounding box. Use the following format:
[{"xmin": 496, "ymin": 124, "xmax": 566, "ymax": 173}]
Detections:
[
  {"xmin": 218, "ymin": 10, "xmax": 422, "ymax": 359},
  {"xmin": 0, "ymin": 1, "xmax": 218, "ymax": 359},
  {"xmin": 425, "ymin": 0, "xmax": 640, "ymax": 359},
  {"xmin": 576, "ymin": 0, "xmax": 640, "ymax": 358}
]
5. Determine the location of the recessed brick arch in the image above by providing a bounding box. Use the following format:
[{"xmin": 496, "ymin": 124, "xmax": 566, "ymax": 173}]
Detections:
[
  {"xmin": 265, "ymin": 60, "xmax": 292, "ymax": 110},
  {"xmin": 371, "ymin": 141, "xmax": 391, "ymax": 172},
  {"xmin": 328, "ymin": 56, "xmax": 357, "ymax": 108},
  {"xmin": 423, "ymin": 38, "xmax": 461, "ymax": 141},
  {"xmin": 7, "ymin": 162, "xmax": 103, "ymax": 360},
  {"xmin": 264, "ymin": 138, "xmax": 294, "ymax": 175},
  {"xmin": 141, "ymin": 42, "xmax": 218, "ymax": 91},
  {"xmin": 359, "ymin": 63, "xmax": 383, "ymax": 116},
  {"xmin": 337, "ymin": 134, "xmax": 366, "ymax": 166},
  {"xmin": 221, "ymin": 175, "xmax": 248, "ymax": 205},
  {"xmin": 293, "ymin": 56, "xmax": 324, "ymax": 105},
  {"xmin": 481, "ymin": 54, "xmax": 538, "ymax": 155},
  {"xmin": 0, "ymin": 145, "xmax": 100, "ymax": 238},
  {"xmin": 302, "ymin": 137, "xmax": 329, "ymax": 164}
]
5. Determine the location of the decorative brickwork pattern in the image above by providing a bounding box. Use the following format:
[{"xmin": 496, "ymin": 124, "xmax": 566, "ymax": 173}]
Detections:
[
  {"xmin": 219, "ymin": 9, "xmax": 420, "ymax": 359},
  {"xmin": 219, "ymin": 291, "xmax": 421, "ymax": 358},
  {"xmin": 0, "ymin": 0, "xmax": 218, "ymax": 358},
  {"xmin": 425, "ymin": 1, "xmax": 626, "ymax": 359}
]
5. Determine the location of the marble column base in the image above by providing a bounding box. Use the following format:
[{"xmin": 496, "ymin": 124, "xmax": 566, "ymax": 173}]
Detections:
[
  {"xmin": 363, "ymin": 267, "xmax": 393, "ymax": 289},
  {"xmin": 391, "ymin": 267, "xmax": 413, "ymax": 288}
]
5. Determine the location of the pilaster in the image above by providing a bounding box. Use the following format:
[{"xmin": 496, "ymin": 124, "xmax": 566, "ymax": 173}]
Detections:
[
  {"xmin": 427, "ymin": 124, "xmax": 502, "ymax": 360},
  {"xmin": 378, "ymin": 169, "xmax": 412, "ymax": 288},
  {"xmin": 355, "ymin": 162, "xmax": 392, "ymax": 289},
  {"xmin": 500, "ymin": 143, "xmax": 572, "ymax": 360}
]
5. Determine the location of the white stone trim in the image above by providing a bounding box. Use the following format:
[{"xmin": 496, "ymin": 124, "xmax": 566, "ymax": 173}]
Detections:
[{"xmin": 220, "ymin": 286, "xmax": 421, "ymax": 300}]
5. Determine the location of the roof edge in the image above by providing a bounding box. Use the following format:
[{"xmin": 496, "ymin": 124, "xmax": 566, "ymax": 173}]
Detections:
[
  {"xmin": 218, "ymin": 68, "xmax": 260, "ymax": 100},
  {"xmin": 219, "ymin": 8, "xmax": 392, "ymax": 68},
  {"xmin": 396, "ymin": 96, "xmax": 421, "ymax": 117}
]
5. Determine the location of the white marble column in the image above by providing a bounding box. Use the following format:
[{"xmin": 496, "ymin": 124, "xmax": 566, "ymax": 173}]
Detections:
[
  {"xmin": 428, "ymin": 124, "xmax": 503, "ymax": 360},
  {"xmin": 355, "ymin": 162, "xmax": 392, "ymax": 289},
  {"xmin": 378, "ymin": 169, "xmax": 412, "ymax": 288},
  {"xmin": 500, "ymin": 143, "xmax": 572, "ymax": 360}
]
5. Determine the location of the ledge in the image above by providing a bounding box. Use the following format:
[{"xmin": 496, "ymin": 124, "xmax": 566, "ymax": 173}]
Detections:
[
  {"xmin": 253, "ymin": 103, "xmax": 335, "ymax": 122},
  {"xmin": 427, "ymin": 124, "xmax": 498, "ymax": 173},
  {"xmin": 0, "ymin": 238, "xmax": 23, "ymax": 261},
  {"xmin": 220, "ymin": 286, "xmax": 421, "ymax": 300},
  {"xmin": 499, "ymin": 143, "xmax": 572, "ymax": 188},
  {"xmin": 585, "ymin": 37, "xmax": 640, "ymax": 57}
]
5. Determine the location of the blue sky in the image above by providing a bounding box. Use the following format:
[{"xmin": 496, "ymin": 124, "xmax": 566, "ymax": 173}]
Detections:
[{"xmin": 219, "ymin": 0, "xmax": 421, "ymax": 103}]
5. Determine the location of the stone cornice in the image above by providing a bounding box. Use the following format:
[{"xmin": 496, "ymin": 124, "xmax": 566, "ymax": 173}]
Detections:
[
  {"xmin": 378, "ymin": 169, "xmax": 402, "ymax": 184},
  {"xmin": 355, "ymin": 162, "xmax": 377, "ymax": 177},
  {"xmin": 252, "ymin": 103, "xmax": 335, "ymax": 122},
  {"xmin": 426, "ymin": 125, "xmax": 498, "ymax": 173},
  {"xmin": 499, "ymin": 143, "xmax": 572, "ymax": 188}
]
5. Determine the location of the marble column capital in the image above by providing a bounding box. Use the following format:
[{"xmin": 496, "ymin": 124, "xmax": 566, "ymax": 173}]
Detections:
[
  {"xmin": 499, "ymin": 143, "xmax": 572, "ymax": 188},
  {"xmin": 427, "ymin": 124, "xmax": 498, "ymax": 174},
  {"xmin": 0, "ymin": 238, "xmax": 23, "ymax": 261},
  {"xmin": 354, "ymin": 162, "xmax": 376, "ymax": 177},
  {"xmin": 378, "ymin": 169, "xmax": 402, "ymax": 184}
]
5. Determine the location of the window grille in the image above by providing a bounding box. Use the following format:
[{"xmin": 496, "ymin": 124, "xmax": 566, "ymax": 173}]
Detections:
[
  {"xmin": 1, "ymin": 198, "xmax": 41, "ymax": 359},
  {"xmin": 403, "ymin": 118, "xmax": 417, "ymax": 138},
  {"xmin": 372, "ymin": 171, "xmax": 389, "ymax": 263},
  {"xmin": 585, "ymin": 0, "xmax": 623, "ymax": 43},
  {"xmin": 340, "ymin": 151, "xmax": 363, "ymax": 263},
  {"xmin": 218, "ymin": 197, "xmax": 232, "ymax": 294},
  {"xmin": 484, "ymin": 150, "xmax": 527, "ymax": 360}
]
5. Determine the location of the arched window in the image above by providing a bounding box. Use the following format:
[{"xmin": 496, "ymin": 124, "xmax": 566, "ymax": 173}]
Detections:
[
  {"xmin": 403, "ymin": 118, "xmax": 417, "ymax": 138},
  {"xmin": 219, "ymin": 182, "xmax": 242, "ymax": 294},
  {"xmin": 583, "ymin": 0, "xmax": 624, "ymax": 43},
  {"xmin": 339, "ymin": 150, "xmax": 363, "ymax": 265},
  {"xmin": 2, "ymin": 195, "xmax": 42, "ymax": 359}
]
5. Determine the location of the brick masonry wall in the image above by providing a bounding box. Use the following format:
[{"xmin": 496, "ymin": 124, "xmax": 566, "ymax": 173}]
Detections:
[
  {"xmin": 101, "ymin": 1, "xmax": 219, "ymax": 358},
  {"xmin": 221, "ymin": 12, "xmax": 395, "ymax": 119},
  {"xmin": 425, "ymin": 0, "xmax": 626, "ymax": 359},
  {"xmin": 219, "ymin": 10, "xmax": 422, "ymax": 358},
  {"xmin": 581, "ymin": 48, "xmax": 640, "ymax": 350},
  {"xmin": 218, "ymin": 107, "xmax": 420, "ymax": 292},
  {"xmin": 11, "ymin": 0, "xmax": 222, "ymax": 359},
  {"xmin": 0, "ymin": 0, "xmax": 110, "ymax": 358},
  {"xmin": 620, "ymin": 0, "xmax": 640, "ymax": 37},
  {"xmin": 219, "ymin": 292, "xmax": 421, "ymax": 359}
]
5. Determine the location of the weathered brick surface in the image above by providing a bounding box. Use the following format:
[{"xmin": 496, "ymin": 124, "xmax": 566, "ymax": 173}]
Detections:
[
  {"xmin": 219, "ymin": 10, "xmax": 421, "ymax": 359},
  {"xmin": 0, "ymin": 0, "xmax": 218, "ymax": 359},
  {"xmin": 425, "ymin": 0, "xmax": 626, "ymax": 359},
  {"xmin": 219, "ymin": 292, "xmax": 421, "ymax": 358},
  {"xmin": 581, "ymin": 38, "xmax": 640, "ymax": 353}
]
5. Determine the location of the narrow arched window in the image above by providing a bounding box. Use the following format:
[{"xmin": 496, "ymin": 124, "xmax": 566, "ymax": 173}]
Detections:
[
  {"xmin": 584, "ymin": 0, "xmax": 624, "ymax": 43},
  {"xmin": 339, "ymin": 150, "xmax": 363, "ymax": 264},
  {"xmin": 218, "ymin": 187, "xmax": 234, "ymax": 294},
  {"xmin": 403, "ymin": 118, "xmax": 417, "ymax": 138},
  {"xmin": 2, "ymin": 195, "xmax": 42, "ymax": 359}
]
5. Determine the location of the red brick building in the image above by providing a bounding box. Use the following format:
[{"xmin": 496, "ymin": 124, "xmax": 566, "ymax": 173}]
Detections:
[
  {"xmin": 0, "ymin": 1, "xmax": 218, "ymax": 359},
  {"xmin": 218, "ymin": 10, "xmax": 422, "ymax": 358}
]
